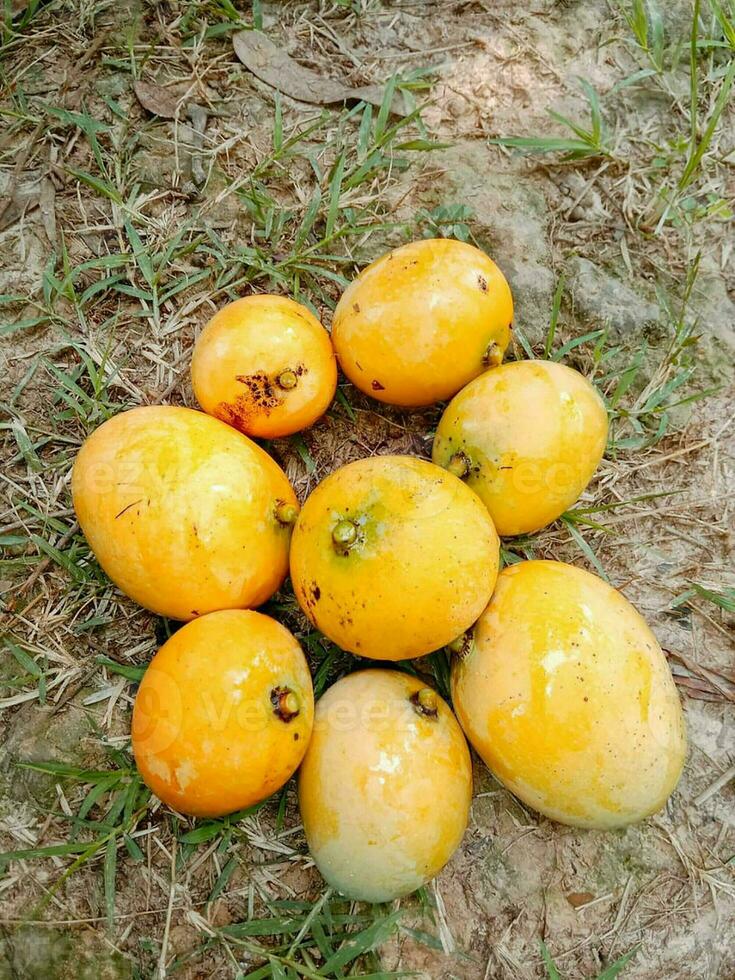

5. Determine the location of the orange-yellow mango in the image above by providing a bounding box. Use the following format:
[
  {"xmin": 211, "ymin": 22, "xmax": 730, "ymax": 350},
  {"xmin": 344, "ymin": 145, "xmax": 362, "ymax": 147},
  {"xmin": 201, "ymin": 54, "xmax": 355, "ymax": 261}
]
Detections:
[
  {"xmin": 290, "ymin": 455, "xmax": 499, "ymax": 660},
  {"xmin": 332, "ymin": 238, "xmax": 513, "ymax": 406},
  {"xmin": 299, "ymin": 669, "xmax": 472, "ymax": 902},
  {"xmin": 432, "ymin": 360, "xmax": 608, "ymax": 536},
  {"xmin": 452, "ymin": 561, "xmax": 686, "ymax": 828},
  {"xmin": 72, "ymin": 406, "xmax": 298, "ymax": 620},
  {"xmin": 191, "ymin": 295, "xmax": 337, "ymax": 438},
  {"xmin": 132, "ymin": 610, "xmax": 313, "ymax": 817}
]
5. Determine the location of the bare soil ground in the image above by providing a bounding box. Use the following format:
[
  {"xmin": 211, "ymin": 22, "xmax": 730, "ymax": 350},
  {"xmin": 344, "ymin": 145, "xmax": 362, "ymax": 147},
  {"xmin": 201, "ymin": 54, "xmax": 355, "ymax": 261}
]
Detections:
[{"xmin": 0, "ymin": 1, "xmax": 733, "ymax": 978}]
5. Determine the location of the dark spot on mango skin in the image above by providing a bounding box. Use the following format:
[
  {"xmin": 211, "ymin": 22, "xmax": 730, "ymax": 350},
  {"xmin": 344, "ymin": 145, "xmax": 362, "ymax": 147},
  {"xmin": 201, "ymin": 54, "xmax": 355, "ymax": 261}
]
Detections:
[
  {"xmin": 478, "ymin": 275, "xmax": 488, "ymax": 293},
  {"xmin": 353, "ymin": 302, "xmax": 360, "ymax": 313},
  {"xmin": 303, "ymin": 581, "xmax": 322, "ymax": 611},
  {"xmin": 216, "ymin": 365, "xmax": 307, "ymax": 432},
  {"xmin": 115, "ymin": 499, "xmax": 142, "ymax": 519},
  {"xmin": 371, "ymin": 380, "xmax": 385, "ymax": 391}
]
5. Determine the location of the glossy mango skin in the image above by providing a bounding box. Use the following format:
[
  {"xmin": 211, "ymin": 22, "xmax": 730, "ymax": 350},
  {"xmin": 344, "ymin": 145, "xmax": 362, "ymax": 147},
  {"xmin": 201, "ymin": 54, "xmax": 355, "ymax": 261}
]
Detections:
[
  {"xmin": 432, "ymin": 360, "xmax": 609, "ymax": 536},
  {"xmin": 299, "ymin": 670, "xmax": 472, "ymax": 902},
  {"xmin": 72, "ymin": 406, "xmax": 298, "ymax": 620},
  {"xmin": 451, "ymin": 561, "xmax": 686, "ymax": 828},
  {"xmin": 191, "ymin": 295, "xmax": 337, "ymax": 438},
  {"xmin": 132, "ymin": 610, "xmax": 314, "ymax": 817},
  {"xmin": 290, "ymin": 455, "xmax": 499, "ymax": 660},
  {"xmin": 332, "ymin": 239, "xmax": 513, "ymax": 406}
]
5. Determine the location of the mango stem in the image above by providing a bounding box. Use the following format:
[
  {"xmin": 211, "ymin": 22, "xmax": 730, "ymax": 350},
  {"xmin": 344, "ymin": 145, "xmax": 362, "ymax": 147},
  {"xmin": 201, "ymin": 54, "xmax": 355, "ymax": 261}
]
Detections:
[
  {"xmin": 410, "ymin": 688, "xmax": 439, "ymax": 719},
  {"xmin": 332, "ymin": 519, "xmax": 358, "ymax": 553},
  {"xmin": 271, "ymin": 686, "xmax": 300, "ymax": 722},
  {"xmin": 447, "ymin": 452, "xmax": 470, "ymax": 480},
  {"xmin": 277, "ymin": 369, "xmax": 298, "ymax": 390},
  {"xmin": 483, "ymin": 341, "xmax": 503, "ymax": 367},
  {"xmin": 448, "ymin": 631, "xmax": 474, "ymax": 660},
  {"xmin": 275, "ymin": 500, "xmax": 298, "ymax": 526}
]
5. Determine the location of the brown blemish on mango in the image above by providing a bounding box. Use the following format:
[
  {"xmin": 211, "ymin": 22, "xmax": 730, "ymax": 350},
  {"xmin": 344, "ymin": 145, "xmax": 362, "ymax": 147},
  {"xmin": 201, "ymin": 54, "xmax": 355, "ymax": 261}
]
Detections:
[{"xmin": 216, "ymin": 365, "xmax": 307, "ymax": 432}]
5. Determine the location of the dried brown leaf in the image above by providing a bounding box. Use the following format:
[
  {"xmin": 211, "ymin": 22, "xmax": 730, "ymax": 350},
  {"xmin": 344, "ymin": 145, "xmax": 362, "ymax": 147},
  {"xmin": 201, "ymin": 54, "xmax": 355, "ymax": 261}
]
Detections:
[
  {"xmin": 232, "ymin": 31, "xmax": 408, "ymax": 115},
  {"xmin": 133, "ymin": 80, "xmax": 182, "ymax": 119}
]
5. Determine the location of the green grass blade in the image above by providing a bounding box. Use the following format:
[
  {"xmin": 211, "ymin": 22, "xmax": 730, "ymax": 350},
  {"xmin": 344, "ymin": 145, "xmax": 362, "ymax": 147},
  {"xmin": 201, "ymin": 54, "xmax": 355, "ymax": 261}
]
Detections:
[
  {"xmin": 104, "ymin": 832, "xmax": 117, "ymax": 930},
  {"xmin": 671, "ymin": 583, "xmax": 735, "ymax": 612},
  {"xmin": 318, "ymin": 910, "xmax": 403, "ymax": 974},
  {"xmin": 709, "ymin": 0, "xmax": 735, "ymax": 48},
  {"xmin": 562, "ymin": 517, "xmax": 610, "ymax": 582},
  {"xmin": 29, "ymin": 533, "xmax": 86, "ymax": 582},
  {"xmin": 490, "ymin": 135, "xmax": 595, "ymax": 155},
  {"xmin": 273, "ymin": 90, "xmax": 283, "ymax": 152},
  {"xmin": 540, "ymin": 940, "xmax": 563, "ymax": 980},
  {"xmin": 357, "ymin": 102, "xmax": 373, "ymax": 158},
  {"xmin": 291, "ymin": 433, "xmax": 316, "ymax": 474},
  {"xmin": 4, "ymin": 638, "xmax": 43, "ymax": 678},
  {"xmin": 293, "ymin": 187, "xmax": 322, "ymax": 249},
  {"xmin": 551, "ymin": 329, "xmax": 606, "ymax": 361},
  {"xmin": 578, "ymin": 77, "xmax": 603, "ymax": 143},
  {"xmin": 0, "ymin": 840, "xmax": 107, "ymax": 863},
  {"xmin": 544, "ymin": 274, "xmax": 565, "ymax": 357},
  {"xmin": 595, "ymin": 945, "xmax": 640, "ymax": 979},
  {"xmin": 689, "ymin": 0, "xmax": 701, "ymax": 148},
  {"xmin": 124, "ymin": 220, "xmax": 156, "ymax": 289},
  {"xmin": 77, "ymin": 775, "xmax": 124, "ymax": 824},
  {"xmin": 678, "ymin": 53, "xmax": 735, "ymax": 191},
  {"xmin": 325, "ymin": 152, "xmax": 346, "ymax": 239},
  {"xmin": 374, "ymin": 75, "xmax": 398, "ymax": 144},
  {"xmin": 96, "ymin": 655, "xmax": 147, "ymax": 682},
  {"xmin": 67, "ymin": 168, "xmax": 122, "ymax": 204},
  {"xmin": 207, "ymin": 855, "xmax": 239, "ymax": 905},
  {"xmin": 649, "ymin": 2, "xmax": 665, "ymax": 68}
]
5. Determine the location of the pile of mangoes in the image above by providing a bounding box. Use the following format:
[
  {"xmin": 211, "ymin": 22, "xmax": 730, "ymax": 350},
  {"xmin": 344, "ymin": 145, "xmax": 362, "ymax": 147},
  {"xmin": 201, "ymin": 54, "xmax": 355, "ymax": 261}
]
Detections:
[{"xmin": 73, "ymin": 239, "xmax": 686, "ymax": 903}]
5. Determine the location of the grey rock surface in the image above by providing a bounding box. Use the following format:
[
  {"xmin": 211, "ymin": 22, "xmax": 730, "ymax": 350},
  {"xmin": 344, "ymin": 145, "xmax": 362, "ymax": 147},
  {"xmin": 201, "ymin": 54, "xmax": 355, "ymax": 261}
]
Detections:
[{"xmin": 566, "ymin": 255, "xmax": 661, "ymax": 337}]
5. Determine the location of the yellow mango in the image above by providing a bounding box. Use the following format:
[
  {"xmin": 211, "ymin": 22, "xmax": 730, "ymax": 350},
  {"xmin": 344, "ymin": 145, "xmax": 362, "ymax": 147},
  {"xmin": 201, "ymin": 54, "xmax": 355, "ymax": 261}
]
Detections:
[
  {"xmin": 191, "ymin": 295, "xmax": 337, "ymax": 438},
  {"xmin": 299, "ymin": 669, "xmax": 471, "ymax": 901},
  {"xmin": 433, "ymin": 360, "xmax": 609, "ymax": 536},
  {"xmin": 72, "ymin": 406, "xmax": 298, "ymax": 620},
  {"xmin": 451, "ymin": 560, "xmax": 686, "ymax": 828},
  {"xmin": 132, "ymin": 610, "xmax": 313, "ymax": 817},
  {"xmin": 289, "ymin": 455, "xmax": 499, "ymax": 660},
  {"xmin": 332, "ymin": 238, "xmax": 513, "ymax": 406}
]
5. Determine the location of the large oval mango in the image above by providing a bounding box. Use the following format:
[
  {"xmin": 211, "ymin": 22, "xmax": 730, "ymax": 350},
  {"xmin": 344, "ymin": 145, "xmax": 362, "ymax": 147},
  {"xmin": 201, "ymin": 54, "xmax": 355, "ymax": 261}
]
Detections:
[
  {"xmin": 299, "ymin": 669, "xmax": 472, "ymax": 902},
  {"xmin": 72, "ymin": 406, "xmax": 298, "ymax": 620},
  {"xmin": 452, "ymin": 560, "xmax": 686, "ymax": 828}
]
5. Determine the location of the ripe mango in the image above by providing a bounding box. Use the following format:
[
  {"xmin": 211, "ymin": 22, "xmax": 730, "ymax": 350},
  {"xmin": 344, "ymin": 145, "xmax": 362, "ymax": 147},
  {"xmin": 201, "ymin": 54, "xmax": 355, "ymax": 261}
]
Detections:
[
  {"xmin": 191, "ymin": 295, "xmax": 337, "ymax": 438},
  {"xmin": 299, "ymin": 670, "xmax": 471, "ymax": 901},
  {"xmin": 72, "ymin": 406, "xmax": 297, "ymax": 619},
  {"xmin": 290, "ymin": 455, "xmax": 499, "ymax": 660},
  {"xmin": 432, "ymin": 360, "xmax": 608, "ymax": 536},
  {"xmin": 451, "ymin": 560, "xmax": 686, "ymax": 828},
  {"xmin": 132, "ymin": 610, "xmax": 313, "ymax": 817},
  {"xmin": 332, "ymin": 238, "xmax": 512, "ymax": 406}
]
